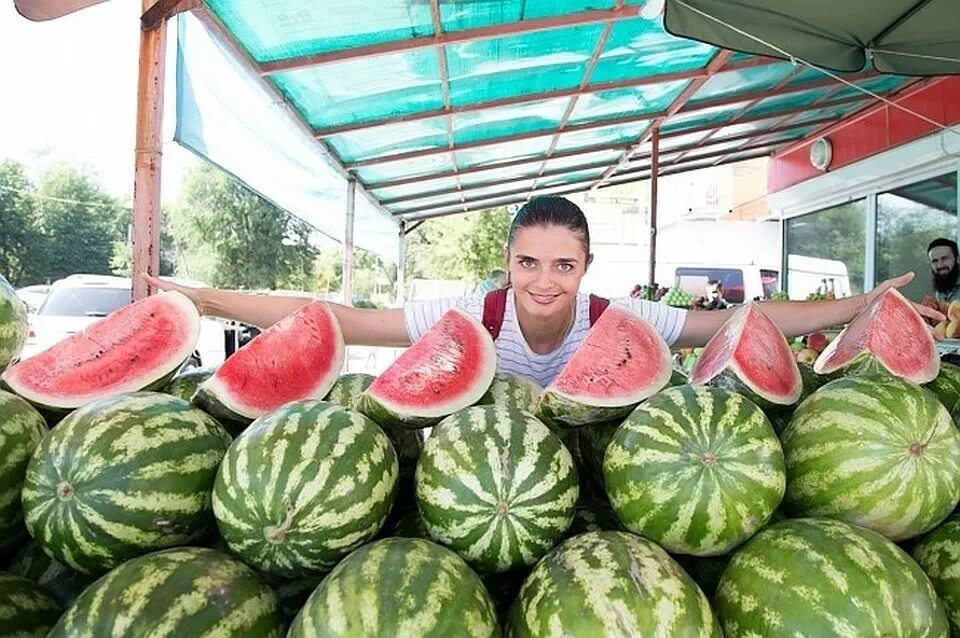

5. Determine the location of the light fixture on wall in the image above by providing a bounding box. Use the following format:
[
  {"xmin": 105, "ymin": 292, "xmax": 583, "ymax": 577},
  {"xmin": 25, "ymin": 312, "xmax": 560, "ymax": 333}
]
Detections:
[{"xmin": 809, "ymin": 137, "xmax": 833, "ymax": 172}]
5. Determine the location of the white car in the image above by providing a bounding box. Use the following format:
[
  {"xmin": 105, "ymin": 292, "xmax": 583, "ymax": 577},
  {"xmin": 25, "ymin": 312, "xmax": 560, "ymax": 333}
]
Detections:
[
  {"xmin": 15, "ymin": 284, "xmax": 50, "ymax": 315},
  {"xmin": 21, "ymin": 274, "xmax": 232, "ymax": 368}
]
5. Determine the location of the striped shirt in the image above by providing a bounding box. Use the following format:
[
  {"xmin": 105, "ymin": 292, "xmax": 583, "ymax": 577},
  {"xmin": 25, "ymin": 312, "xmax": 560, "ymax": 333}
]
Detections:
[{"xmin": 404, "ymin": 292, "xmax": 687, "ymax": 388}]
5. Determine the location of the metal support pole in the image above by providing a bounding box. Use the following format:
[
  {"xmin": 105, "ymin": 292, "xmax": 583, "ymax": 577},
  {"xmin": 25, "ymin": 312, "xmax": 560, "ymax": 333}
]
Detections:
[
  {"xmin": 343, "ymin": 179, "xmax": 356, "ymax": 306},
  {"xmin": 132, "ymin": 2, "xmax": 166, "ymax": 301},
  {"xmin": 396, "ymin": 221, "xmax": 407, "ymax": 306},
  {"xmin": 864, "ymin": 193, "xmax": 877, "ymax": 293},
  {"xmin": 648, "ymin": 125, "xmax": 660, "ymax": 288}
]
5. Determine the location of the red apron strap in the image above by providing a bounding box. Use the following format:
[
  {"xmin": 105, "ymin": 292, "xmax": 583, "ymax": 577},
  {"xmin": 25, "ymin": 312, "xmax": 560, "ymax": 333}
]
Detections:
[
  {"xmin": 588, "ymin": 294, "xmax": 610, "ymax": 326},
  {"xmin": 482, "ymin": 289, "xmax": 509, "ymax": 340}
]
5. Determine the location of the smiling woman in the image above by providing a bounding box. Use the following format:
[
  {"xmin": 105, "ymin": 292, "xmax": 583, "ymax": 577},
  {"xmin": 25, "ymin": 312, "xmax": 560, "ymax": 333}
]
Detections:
[{"xmin": 146, "ymin": 196, "xmax": 941, "ymax": 388}]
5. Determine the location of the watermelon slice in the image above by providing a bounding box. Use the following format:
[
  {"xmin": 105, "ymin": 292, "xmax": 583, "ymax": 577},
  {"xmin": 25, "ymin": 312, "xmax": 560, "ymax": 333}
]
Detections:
[
  {"xmin": 537, "ymin": 305, "xmax": 672, "ymax": 428},
  {"xmin": 358, "ymin": 308, "xmax": 495, "ymax": 429},
  {"xmin": 690, "ymin": 302, "xmax": 802, "ymax": 408},
  {"xmin": 194, "ymin": 300, "xmax": 344, "ymax": 431},
  {"xmin": 814, "ymin": 288, "xmax": 938, "ymax": 384},
  {"xmin": 1, "ymin": 291, "xmax": 199, "ymax": 411}
]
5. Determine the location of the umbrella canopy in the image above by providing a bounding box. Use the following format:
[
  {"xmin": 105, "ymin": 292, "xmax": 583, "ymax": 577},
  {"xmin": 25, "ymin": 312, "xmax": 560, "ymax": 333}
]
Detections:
[
  {"xmin": 14, "ymin": 0, "xmax": 107, "ymax": 20},
  {"xmin": 664, "ymin": 0, "xmax": 960, "ymax": 76}
]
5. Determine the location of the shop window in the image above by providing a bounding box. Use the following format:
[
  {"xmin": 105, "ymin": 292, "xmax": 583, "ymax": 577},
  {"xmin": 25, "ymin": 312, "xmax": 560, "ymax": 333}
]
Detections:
[
  {"xmin": 876, "ymin": 173, "xmax": 957, "ymax": 302},
  {"xmin": 785, "ymin": 200, "xmax": 866, "ymax": 299}
]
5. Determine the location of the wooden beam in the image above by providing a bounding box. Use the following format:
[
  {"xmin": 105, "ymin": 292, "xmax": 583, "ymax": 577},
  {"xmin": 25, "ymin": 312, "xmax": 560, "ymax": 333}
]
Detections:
[
  {"xmin": 133, "ymin": 2, "xmax": 166, "ymax": 301},
  {"xmin": 141, "ymin": 0, "xmax": 197, "ymax": 30},
  {"xmin": 342, "ymin": 179, "xmax": 356, "ymax": 305}
]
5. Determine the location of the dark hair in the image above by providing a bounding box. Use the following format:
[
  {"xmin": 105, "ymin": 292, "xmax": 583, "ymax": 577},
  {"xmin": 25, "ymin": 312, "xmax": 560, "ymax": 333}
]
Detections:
[
  {"xmin": 507, "ymin": 196, "xmax": 590, "ymax": 256},
  {"xmin": 928, "ymin": 237, "xmax": 958, "ymax": 257}
]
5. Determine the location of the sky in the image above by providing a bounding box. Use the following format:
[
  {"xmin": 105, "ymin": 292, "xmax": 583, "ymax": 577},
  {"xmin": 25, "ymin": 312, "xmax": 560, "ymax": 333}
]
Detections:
[{"xmin": 0, "ymin": 1, "xmax": 195, "ymax": 204}]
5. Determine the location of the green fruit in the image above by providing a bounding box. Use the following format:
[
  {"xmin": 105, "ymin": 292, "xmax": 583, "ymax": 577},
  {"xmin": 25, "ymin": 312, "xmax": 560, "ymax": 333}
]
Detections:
[
  {"xmin": 9, "ymin": 541, "xmax": 94, "ymax": 606},
  {"xmin": 0, "ymin": 390, "xmax": 47, "ymax": 553},
  {"xmin": 49, "ymin": 547, "xmax": 284, "ymax": 637},
  {"xmin": 913, "ymin": 515, "xmax": 960, "ymax": 634},
  {"xmin": 0, "ymin": 274, "xmax": 28, "ymax": 370},
  {"xmin": 213, "ymin": 400, "xmax": 398, "ymax": 577},
  {"xmin": 716, "ymin": 518, "xmax": 948, "ymax": 636},
  {"xmin": 22, "ymin": 392, "xmax": 231, "ymax": 575},
  {"xmin": 288, "ymin": 538, "xmax": 499, "ymax": 637},
  {"xmin": 925, "ymin": 361, "xmax": 960, "ymax": 425},
  {"xmin": 163, "ymin": 366, "xmax": 216, "ymax": 401},
  {"xmin": 477, "ymin": 374, "xmax": 541, "ymax": 413},
  {"xmin": 0, "ymin": 572, "xmax": 62, "ymax": 637},
  {"xmin": 605, "ymin": 386, "xmax": 785, "ymax": 555},
  {"xmin": 416, "ymin": 405, "xmax": 578, "ymax": 572},
  {"xmin": 506, "ymin": 531, "xmax": 720, "ymax": 636},
  {"xmin": 782, "ymin": 375, "xmax": 960, "ymax": 540},
  {"xmin": 323, "ymin": 373, "xmax": 376, "ymax": 411}
]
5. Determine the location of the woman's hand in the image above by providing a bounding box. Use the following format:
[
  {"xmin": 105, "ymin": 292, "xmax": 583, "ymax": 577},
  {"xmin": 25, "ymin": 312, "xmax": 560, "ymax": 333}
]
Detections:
[
  {"xmin": 864, "ymin": 272, "xmax": 944, "ymax": 323},
  {"xmin": 143, "ymin": 274, "xmax": 208, "ymax": 314}
]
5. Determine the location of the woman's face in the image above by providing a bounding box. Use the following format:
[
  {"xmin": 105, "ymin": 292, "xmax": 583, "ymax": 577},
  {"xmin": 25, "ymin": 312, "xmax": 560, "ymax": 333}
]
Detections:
[{"xmin": 508, "ymin": 224, "xmax": 590, "ymax": 321}]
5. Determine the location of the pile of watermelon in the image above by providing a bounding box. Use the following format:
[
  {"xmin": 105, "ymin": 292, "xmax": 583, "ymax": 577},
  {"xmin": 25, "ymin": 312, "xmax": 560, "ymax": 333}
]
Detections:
[{"xmin": 4, "ymin": 271, "xmax": 960, "ymax": 636}]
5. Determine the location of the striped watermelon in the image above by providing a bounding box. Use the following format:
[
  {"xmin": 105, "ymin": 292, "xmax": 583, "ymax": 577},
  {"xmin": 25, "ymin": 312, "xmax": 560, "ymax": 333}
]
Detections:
[
  {"xmin": 478, "ymin": 374, "xmax": 541, "ymax": 413},
  {"xmin": 716, "ymin": 518, "xmax": 948, "ymax": 636},
  {"xmin": 506, "ymin": 531, "xmax": 720, "ymax": 636},
  {"xmin": 565, "ymin": 497, "xmax": 624, "ymax": 538},
  {"xmin": 10, "ymin": 542, "xmax": 94, "ymax": 606},
  {"xmin": 288, "ymin": 537, "xmax": 499, "ymax": 637},
  {"xmin": 673, "ymin": 553, "xmax": 731, "ymax": 599},
  {"xmin": 814, "ymin": 288, "xmax": 939, "ymax": 384},
  {"xmin": 0, "ymin": 572, "xmax": 62, "ymax": 637},
  {"xmin": 49, "ymin": 547, "xmax": 284, "ymax": 637},
  {"xmin": 390, "ymin": 509, "xmax": 430, "ymax": 539},
  {"xmin": 213, "ymin": 400, "xmax": 398, "ymax": 577},
  {"xmin": 261, "ymin": 572, "xmax": 325, "ymax": 621},
  {"xmin": 913, "ymin": 515, "xmax": 960, "ymax": 633},
  {"xmin": 359, "ymin": 308, "xmax": 496, "ymax": 429},
  {"xmin": 324, "ymin": 372, "xmax": 375, "ymax": 410},
  {"xmin": 605, "ymin": 386, "xmax": 785, "ymax": 555},
  {"xmin": 22, "ymin": 392, "xmax": 231, "ymax": 575},
  {"xmin": 195, "ymin": 300, "xmax": 345, "ymax": 431},
  {"xmin": 782, "ymin": 375, "xmax": 960, "ymax": 540},
  {"xmin": 925, "ymin": 361, "xmax": 960, "ymax": 424},
  {"xmin": 0, "ymin": 390, "xmax": 47, "ymax": 553},
  {"xmin": 163, "ymin": 366, "xmax": 215, "ymax": 402},
  {"xmin": 416, "ymin": 405, "xmax": 578, "ymax": 572},
  {"xmin": 0, "ymin": 274, "xmax": 27, "ymax": 370},
  {"xmin": 578, "ymin": 420, "xmax": 619, "ymax": 489},
  {"xmin": 538, "ymin": 305, "xmax": 672, "ymax": 427},
  {"xmin": 690, "ymin": 303, "xmax": 802, "ymax": 408}
]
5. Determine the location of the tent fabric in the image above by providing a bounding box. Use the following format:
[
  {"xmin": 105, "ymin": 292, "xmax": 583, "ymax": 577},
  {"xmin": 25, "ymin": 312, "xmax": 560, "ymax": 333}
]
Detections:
[
  {"xmin": 664, "ymin": 0, "xmax": 960, "ymax": 76},
  {"xmin": 174, "ymin": 13, "xmax": 400, "ymax": 260}
]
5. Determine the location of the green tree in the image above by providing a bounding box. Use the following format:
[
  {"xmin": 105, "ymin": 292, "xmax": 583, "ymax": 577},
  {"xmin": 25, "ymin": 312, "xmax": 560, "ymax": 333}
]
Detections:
[
  {"xmin": 167, "ymin": 164, "xmax": 317, "ymax": 290},
  {"xmin": 33, "ymin": 164, "xmax": 125, "ymax": 282},
  {"xmin": 0, "ymin": 159, "xmax": 43, "ymax": 285},
  {"xmin": 407, "ymin": 208, "xmax": 511, "ymax": 284}
]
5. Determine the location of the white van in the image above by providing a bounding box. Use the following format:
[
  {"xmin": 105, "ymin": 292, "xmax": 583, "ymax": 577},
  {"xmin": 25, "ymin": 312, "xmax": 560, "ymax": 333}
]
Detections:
[
  {"xmin": 21, "ymin": 274, "xmax": 232, "ymax": 367},
  {"xmin": 655, "ymin": 263, "xmax": 781, "ymax": 304}
]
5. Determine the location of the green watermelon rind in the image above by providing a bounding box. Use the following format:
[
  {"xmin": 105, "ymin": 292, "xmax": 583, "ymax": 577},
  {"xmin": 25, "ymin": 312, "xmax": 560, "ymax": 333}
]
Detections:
[
  {"xmin": 0, "ymin": 573, "xmax": 62, "ymax": 637},
  {"xmin": 926, "ymin": 361, "xmax": 960, "ymax": 425},
  {"xmin": 48, "ymin": 547, "xmax": 284, "ymax": 637},
  {"xmin": 163, "ymin": 366, "xmax": 216, "ymax": 402},
  {"xmin": 782, "ymin": 375, "xmax": 960, "ymax": 541},
  {"xmin": 193, "ymin": 386, "xmax": 253, "ymax": 436},
  {"xmin": 1, "ymin": 291, "xmax": 200, "ymax": 410},
  {"xmin": 22, "ymin": 392, "xmax": 232, "ymax": 576},
  {"xmin": 0, "ymin": 274, "xmax": 28, "ymax": 370},
  {"xmin": 10, "ymin": 541, "xmax": 95, "ymax": 607},
  {"xmin": 415, "ymin": 404, "xmax": 579, "ymax": 573},
  {"xmin": 716, "ymin": 518, "xmax": 949, "ymax": 636},
  {"xmin": 323, "ymin": 372, "xmax": 376, "ymax": 411},
  {"xmin": 604, "ymin": 386, "xmax": 785, "ymax": 556},
  {"xmin": 506, "ymin": 531, "xmax": 720, "ymax": 637},
  {"xmin": 536, "ymin": 391, "xmax": 636, "ymax": 429},
  {"xmin": 477, "ymin": 373, "xmax": 542, "ymax": 413},
  {"xmin": 288, "ymin": 538, "xmax": 499, "ymax": 637},
  {"xmin": 913, "ymin": 515, "xmax": 960, "ymax": 634},
  {"xmin": 0, "ymin": 390, "xmax": 47, "ymax": 553}
]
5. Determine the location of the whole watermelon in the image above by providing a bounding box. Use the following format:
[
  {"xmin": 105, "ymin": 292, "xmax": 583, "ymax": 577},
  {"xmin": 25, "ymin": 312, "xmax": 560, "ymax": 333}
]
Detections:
[
  {"xmin": 0, "ymin": 274, "xmax": 27, "ymax": 370},
  {"xmin": 913, "ymin": 515, "xmax": 960, "ymax": 633},
  {"xmin": 163, "ymin": 366, "xmax": 216, "ymax": 401},
  {"xmin": 288, "ymin": 538, "xmax": 499, "ymax": 637},
  {"xmin": 605, "ymin": 386, "xmax": 785, "ymax": 555},
  {"xmin": 506, "ymin": 531, "xmax": 720, "ymax": 636},
  {"xmin": 716, "ymin": 518, "xmax": 948, "ymax": 636},
  {"xmin": 477, "ymin": 373, "xmax": 541, "ymax": 413},
  {"xmin": 0, "ymin": 390, "xmax": 47, "ymax": 553},
  {"xmin": 782, "ymin": 375, "xmax": 960, "ymax": 540},
  {"xmin": 213, "ymin": 400, "xmax": 398, "ymax": 577},
  {"xmin": 416, "ymin": 405, "xmax": 578, "ymax": 572},
  {"xmin": 22, "ymin": 392, "xmax": 232, "ymax": 575},
  {"xmin": 9, "ymin": 541, "xmax": 94, "ymax": 607},
  {"xmin": 925, "ymin": 361, "xmax": 960, "ymax": 424},
  {"xmin": 0, "ymin": 572, "xmax": 62, "ymax": 637},
  {"xmin": 578, "ymin": 420, "xmax": 619, "ymax": 489},
  {"xmin": 49, "ymin": 547, "xmax": 284, "ymax": 637},
  {"xmin": 323, "ymin": 372, "xmax": 376, "ymax": 410}
]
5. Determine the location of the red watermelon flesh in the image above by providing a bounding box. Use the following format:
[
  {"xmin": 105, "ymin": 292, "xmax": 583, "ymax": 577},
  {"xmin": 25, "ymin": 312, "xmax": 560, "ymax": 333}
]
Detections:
[
  {"xmin": 361, "ymin": 308, "xmax": 495, "ymax": 425},
  {"xmin": 2, "ymin": 291, "xmax": 199, "ymax": 410},
  {"xmin": 814, "ymin": 288, "xmax": 938, "ymax": 384},
  {"xmin": 690, "ymin": 302, "xmax": 802, "ymax": 405},
  {"xmin": 552, "ymin": 304, "xmax": 672, "ymax": 406},
  {"xmin": 199, "ymin": 300, "xmax": 344, "ymax": 419}
]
